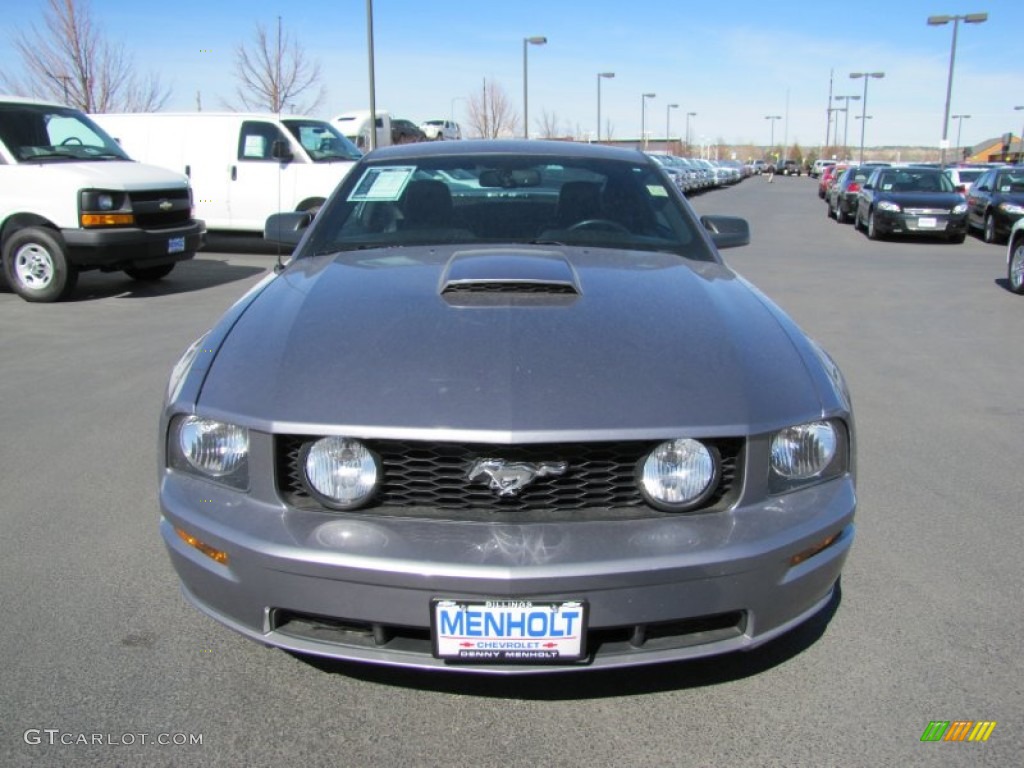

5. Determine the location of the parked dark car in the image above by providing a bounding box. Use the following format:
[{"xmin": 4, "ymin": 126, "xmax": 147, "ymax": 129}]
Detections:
[
  {"xmin": 159, "ymin": 140, "xmax": 856, "ymax": 674},
  {"xmin": 965, "ymin": 166, "xmax": 1024, "ymax": 244},
  {"xmin": 827, "ymin": 166, "xmax": 871, "ymax": 224},
  {"xmin": 855, "ymin": 166, "xmax": 967, "ymax": 242},
  {"xmin": 781, "ymin": 159, "xmax": 802, "ymax": 176},
  {"xmin": 390, "ymin": 118, "xmax": 426, "ymax": 144}
]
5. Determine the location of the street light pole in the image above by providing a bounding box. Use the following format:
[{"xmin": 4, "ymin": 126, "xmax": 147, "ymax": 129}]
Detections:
[
  {"xmin": 641, "ymin": 93, "xmax": 655, "ymax": 149},
  {"xmin": 365, "ymin": 0, "xmax": 377, "ymax": 150},
  {"xmin": 765, "ymin": 115, "xmax": 781, "ymax": 163},
  {"xmin": 596, "ymin": 72, "xmax": 614, "ymax": 142},
  {"xmin": 951, "ymin": 114, "xmax": 971, "ymax": 160},
  {"xmin": 928, "ymin": 12, "xmax": 987, "ymax": 168},
  {"xmin": 666, "ymin": 103, "xmax": 678, "ymax": 151},
  {"xmin": 849, "ymin": 72, "xmax": 884, "ymax": 164},
  {"xmin": 834, "ymin": 95, "xmax": 861, "ymax": 160},
  {"xmin": 522, "ymin": 36, "xmax": 547, "ymax": 139},
  {"xmin": 685, "ymin": 112, "xmax": 696, "ymax": 155}
]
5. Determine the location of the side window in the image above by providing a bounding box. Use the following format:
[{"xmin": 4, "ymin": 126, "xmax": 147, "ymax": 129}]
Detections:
[{"xmin": 238, "ymin": 121, "xmax": 286, "ymax": 161}]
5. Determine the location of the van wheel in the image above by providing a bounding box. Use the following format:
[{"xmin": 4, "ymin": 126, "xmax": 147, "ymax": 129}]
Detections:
[
  {"xmin": 2, "ymin": 227, "xmax": 78, "ymax": 302},
  {"xmin": 125, "ymin": 264, "xmax": 175, "ymax": 281}
]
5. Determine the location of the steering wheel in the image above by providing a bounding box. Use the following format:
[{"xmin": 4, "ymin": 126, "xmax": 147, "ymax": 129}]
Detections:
[
  {"xmin": 60, "ymin": 137, "xmax": 84, "ymax": 146},
  {"xmin": 567, "ymin": 218, "xmax": 630, "ymax": 234}
]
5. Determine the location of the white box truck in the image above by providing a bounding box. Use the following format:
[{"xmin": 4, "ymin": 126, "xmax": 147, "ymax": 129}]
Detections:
[
  {"xmin": 0, "ymin": 96, "xmax": 205, "ymax": 302},
  {"xmin": 93, "ymin": 112, "xmax": 362, "ymax": 233}
]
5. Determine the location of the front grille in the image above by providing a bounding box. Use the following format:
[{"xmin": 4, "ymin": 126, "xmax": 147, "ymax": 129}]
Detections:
[
  {"xmin": 904, "ymin": 207, "xmax": 950, "ymax": 216},
  {"xmin": 276, "ymin": 436, "xmax": 742, "ymax": 517},
  {"xmin": 271, "ymin": 608, "xmax": 746, "ymax": 659},
  {"xmin": 128, "ymin": 188, "xmax": 193, "ymax": 230}
]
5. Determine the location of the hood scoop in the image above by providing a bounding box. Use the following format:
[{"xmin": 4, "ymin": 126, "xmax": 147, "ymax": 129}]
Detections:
[{"xmin": 440, "ymin": 248, "xmax": 580, "ymax": 306}]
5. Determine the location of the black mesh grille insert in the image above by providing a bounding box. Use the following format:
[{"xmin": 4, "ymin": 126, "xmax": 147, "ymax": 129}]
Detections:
[
  {"xmin": 276, "ymin": 436, "xmax": 742, "ymax": 517},
  {"xmin": 443, "ymin": 282, "xmax": 578, "ymax": 294}
]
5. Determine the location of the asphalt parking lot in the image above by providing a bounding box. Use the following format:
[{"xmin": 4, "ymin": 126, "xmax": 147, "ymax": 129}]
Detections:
[{"xmin": 1, "ymin": 176, "xmax": 1021, "ymax": 767}]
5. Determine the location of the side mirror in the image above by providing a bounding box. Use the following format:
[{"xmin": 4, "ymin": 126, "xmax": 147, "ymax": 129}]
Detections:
[
  {"xmin": 701, "ymin": 215, "xmax": 750, "ymax": 249},
  {"xmin": 862, "ymin": 182, "xmax": 874, "ymax": 190},
  {"xmin": 264, "ymin": 211, "xmax": 313, "ymax": 245},
  {"xmin": 271, "ymin": 139, "xmax": 293, "ymax": 162}
]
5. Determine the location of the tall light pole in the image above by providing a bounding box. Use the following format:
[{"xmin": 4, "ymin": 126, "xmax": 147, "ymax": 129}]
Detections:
[
  {"xmin": 952, "ymin": 114, "xmax": 971, "ymax": 160},
  {"xmin": 522, "ymin": 36, "xmax": 547, "ymax": 139},
  {"xmin": 596, "ymin": 72, "xmax": 614, "ymax": 142},
  {"xmin": 366, "ymin": 0, "xmax": 377, "ymax": 150},
  {"xmin": 641, "ymin": 93, "xmax": 655, "ymax": 149},
  {"xmin": 928, "ymin": 12, "xmax": 987, "ymax": 168},
  {"xmin": 765, "ymin": 115, "xmax": 781, "ymax": 162},
  {"xmin": 685, "ymin": 111, "xmax": 696, "ymax": 155},
  {"xmin": 1015, "ymin": 106, "xmax": 1024, "ymax": 162},
  {"xmin": 666, "ymin": 103, "xmax": 678, "ymax": 151},
  {"xmin": 849, "ymin": 72, "xmax": 884, "ymax": 164},
  {"xmin": 834, "ymin": 95, "xmax": 861, "ymax": 160}
]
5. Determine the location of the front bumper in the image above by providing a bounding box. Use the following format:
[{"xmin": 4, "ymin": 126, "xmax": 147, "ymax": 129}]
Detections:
[
  {"xmin": 62, "ymin": 220, "xmax": 205, "ymax": 271},
  {"xmin": 873, "ymin": 211, "xmax": 966, "ymax": 237},
  {"xmin": 159, "ymin": 470, "xmax": 855, "ymax": 674}
]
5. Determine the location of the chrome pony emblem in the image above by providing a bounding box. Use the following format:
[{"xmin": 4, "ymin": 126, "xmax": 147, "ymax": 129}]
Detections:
[{"xmin": 467, "ymin": 459, "xmax": 568, "ymax": 497}]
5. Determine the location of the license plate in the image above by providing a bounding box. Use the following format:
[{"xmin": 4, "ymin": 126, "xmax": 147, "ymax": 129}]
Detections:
[
  {"xmin": 432, "ymin": 599, "xmax": 587, "ymax": 662},
  {"xmin": 917, "ymin": 217, "xmax": 937, "ymax": 228},
  {"xmin": 168, "ymin": 236, "xmax": 186, "ymax": 254}
]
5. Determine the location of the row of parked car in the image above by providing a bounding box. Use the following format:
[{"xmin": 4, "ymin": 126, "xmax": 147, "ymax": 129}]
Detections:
[
  {"xmin": 814, "ymin": 158, "xmax": 1024, "ymax": 294},
  {"xmin": 646, "ymin": 153, "xmax": 748, "ymax": 194}
]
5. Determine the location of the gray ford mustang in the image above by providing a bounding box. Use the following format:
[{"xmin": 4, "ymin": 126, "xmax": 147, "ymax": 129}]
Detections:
[{"xmin": 160, "ymin": 140, "xmax": 855, "ymax": 673}]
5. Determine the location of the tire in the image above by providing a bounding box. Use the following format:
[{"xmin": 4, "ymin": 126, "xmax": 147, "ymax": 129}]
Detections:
[
  {"xmin": 125, "ymin": 263, "xmax": 175, "ymax": 281},
  {"xmin": 2, "ymin": 227, "xmax": 78, "ymax": 302},
  {"xmin": 983, "ymin": 213, "xmax": 998, "ymax": 244},
  {"xmin": 826, "ymin": 198, "xmax": 835, "ymax": 219},
  {"xmin": 1008, "ymin": 237, "xmax": 1024, "ymax": 294},
  {"xmin": 867, "ymin": 211, "xmax": 882, "ymax": 240},
  {"xmin": 836, "ymin": 204, "xmax": 848, "ymax": 224}
]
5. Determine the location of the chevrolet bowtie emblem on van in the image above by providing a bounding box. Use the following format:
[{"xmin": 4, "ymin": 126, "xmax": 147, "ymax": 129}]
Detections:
[
  {"xmin": 467, "ymin": 459, "xmax": 568, "ymax": 497},
  {"xmin": 159, "ymin": 200, "xmax": 173, "ymax": 211}
]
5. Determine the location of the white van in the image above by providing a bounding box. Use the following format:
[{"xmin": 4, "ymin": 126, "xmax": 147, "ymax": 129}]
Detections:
[
  {"xmin": 333, "ymin": 110, "xmax": 393, "ymax": 150},
  {"xmin": 0, "ymin": 96, "xmax": 204, "ymax": 302},
  {"xmin": 93, "ymin": 112, "xmax": 362, "ymax": 233}
]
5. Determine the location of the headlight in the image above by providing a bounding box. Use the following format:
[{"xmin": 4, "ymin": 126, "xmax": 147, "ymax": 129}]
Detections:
[
  {"xmin": 877, "ymin": 201, "xmax": 901, "ymax": 212},
  {"xmin": 771, "ymin": 421, "xmax": 837, "ymax": 480},
  {"xmin": 304, "ymin": 437, "xmax": 379, "ymax": 509},
  {"xmin": 80, "ymin": 189, "xmax": 126, "ymax": 212},
  {"xmin": 999, "ymin": 203, "xmax": 1024, "ymax": 216},
  {"xmin": 178, "ymin": 416, "xmax": 249, "ymax": 479},
  {"xmin": 639, "ymin": 438, "xmax": 718, "ymax": 512},
  {"xmin": 951, "ymin": 202, "xmax": 968, "ymax": 215}
]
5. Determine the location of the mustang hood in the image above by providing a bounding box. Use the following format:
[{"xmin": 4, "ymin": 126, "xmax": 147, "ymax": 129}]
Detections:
[{"xmin": 198, "ymin": 247, "xmax": 826, "ymax": 438}]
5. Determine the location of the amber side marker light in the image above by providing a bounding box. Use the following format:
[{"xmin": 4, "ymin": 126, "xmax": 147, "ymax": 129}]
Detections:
[
  {"xmin": 81, "ymin": 213, "xmax": 134, "ymax": 227},
  {"xmin": 790, "ymin": 532, "xmax": 840, "ymax": 567},
  {"xmin": 175, "ymin": 527, "xmax": 229, "ymax": 565}
]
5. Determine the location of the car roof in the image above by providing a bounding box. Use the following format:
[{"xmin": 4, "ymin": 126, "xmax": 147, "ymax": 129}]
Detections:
[{"xmin": 366, "ymin": 139, "xmax": 649, "ymax": 163}]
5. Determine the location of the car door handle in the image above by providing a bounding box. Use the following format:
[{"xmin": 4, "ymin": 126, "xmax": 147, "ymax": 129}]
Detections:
[{"xmin": 231, "ymin": 165, "xmax": 237, "ymax": 181}]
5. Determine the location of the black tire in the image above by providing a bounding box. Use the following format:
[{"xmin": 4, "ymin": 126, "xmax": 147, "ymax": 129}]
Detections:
[
  {"xmin": 2, "ymin": 227, "xmax": 78, "ymax": 302},
  {"xmin": 125, "ymin": 263, "xmax": 175, "ymax": 281},
  {"xmin": 1008, "ymin": 237, "xmax": 1024, "ymax": 294},
  {"xmin": 826, "ymin": 198, "xmax": 835, "ymax": 219},
  {"xmin": 836, "ymin": 203, "xmax": 848, "ymax": 224},
  {"xmin": 867, "ymin": 211, "xmax": 882, "ymax": 240},
  {"xmin": 983, "ymin": 213, "xmax": 999, "ymax": 244}
]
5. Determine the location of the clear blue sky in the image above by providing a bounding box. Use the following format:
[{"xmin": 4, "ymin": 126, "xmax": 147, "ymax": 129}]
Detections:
[{"xmin": 3, "ymin": 0, "xmax": 1022, "ymax": 150}]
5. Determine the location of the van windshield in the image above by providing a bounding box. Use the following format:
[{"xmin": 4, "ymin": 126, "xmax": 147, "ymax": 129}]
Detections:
[
  {"xmin": 0, "ymin": 103, "xmax": 129, "ymax": 162},
  {"xmin": 283, "ymin": 119, "xmax": 363, "ymax": 163}
]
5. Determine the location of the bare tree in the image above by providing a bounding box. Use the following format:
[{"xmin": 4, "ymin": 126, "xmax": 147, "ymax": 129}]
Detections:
[
  {"xmin": 231, "ymin": 18, "xmax": 324, "ymax": 114},
  {"xmin": 537, "ymin": 110, "xmax": 564, "ymax": 140},
  {"xmin": 3, "ymin": 0, "xmax": 169, "ymax": 112},
  {"xmin": 467, "ymin": 78, "xmax": 518, "ymax": 139}
]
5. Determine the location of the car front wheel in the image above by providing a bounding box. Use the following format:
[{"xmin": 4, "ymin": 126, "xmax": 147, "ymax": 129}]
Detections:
[
  {"xmin": 1009, "ymin": 238, "xmax": 1024, "ymax": 294},
  {"xmin": 2, "ymin": 227, "xmax": 78, "ymax": 302},
  {"xmin": 983, "ymin": 213, "xmax": 998, "ymax": 244},
  {"xmin": 867, "ymin": 211, "xmax": 883, "ymax": 240}
]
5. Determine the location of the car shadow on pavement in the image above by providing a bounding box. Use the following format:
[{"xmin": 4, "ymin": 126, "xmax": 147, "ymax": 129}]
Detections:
[
  {"xmin": 295, "ymin": 582, "xmax": 842, "ymax": 698},
  {"xmin": 68, "ymin": 258, "xmax": 268, "ymax": 301}
]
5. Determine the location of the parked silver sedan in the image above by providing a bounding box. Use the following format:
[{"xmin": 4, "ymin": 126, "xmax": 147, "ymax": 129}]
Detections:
[{"xmin": 159, "ymin": 140, "xmax": 856, "ymax": 673}]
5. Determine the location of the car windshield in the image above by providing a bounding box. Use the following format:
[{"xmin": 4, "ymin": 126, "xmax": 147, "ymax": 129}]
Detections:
[
  {"xmin": 875, "ymin": 170, "xmax": 954, "ymax": 193},
  {"xmin": 282, "ymin": 119, "xmax": 362, "ymax": 162},
  {"xmin": 302, "ymin": 152, "xmax": 703, "ymax": 259},
  {"xmin": 0, "ymin": 103, "xmax": 129, "ymax": 162}
]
